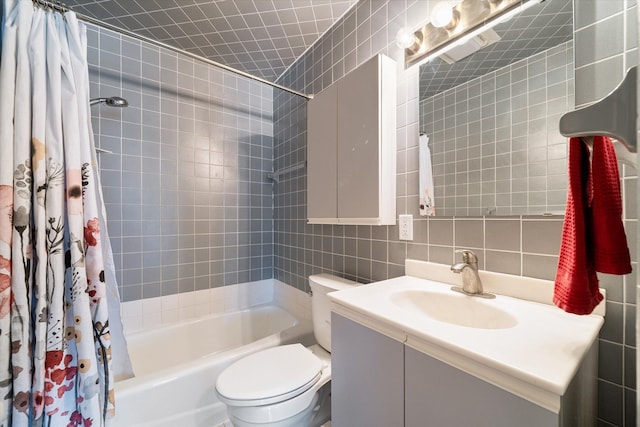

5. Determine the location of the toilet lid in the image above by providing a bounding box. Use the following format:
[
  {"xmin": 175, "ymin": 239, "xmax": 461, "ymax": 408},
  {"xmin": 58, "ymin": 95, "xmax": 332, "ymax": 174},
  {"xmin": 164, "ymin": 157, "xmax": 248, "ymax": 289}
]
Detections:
[{"xmin": 216, "ymin": 344, "xmax": 323, "ymax": 402}]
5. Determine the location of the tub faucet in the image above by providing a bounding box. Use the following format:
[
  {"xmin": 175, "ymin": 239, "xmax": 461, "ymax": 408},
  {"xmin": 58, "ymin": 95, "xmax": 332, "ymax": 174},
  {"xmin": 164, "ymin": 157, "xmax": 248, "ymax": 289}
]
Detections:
[{"xmin": 451, "ymin": 250, "xmax": 491, "ymax": 298}]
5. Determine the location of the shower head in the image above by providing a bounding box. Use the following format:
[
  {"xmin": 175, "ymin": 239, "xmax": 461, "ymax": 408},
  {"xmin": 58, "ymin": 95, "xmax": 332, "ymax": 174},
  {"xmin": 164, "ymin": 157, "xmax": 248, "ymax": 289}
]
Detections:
[{"xmin": 89, "ymin": 96, "xmax": 129, "ymax": 107}]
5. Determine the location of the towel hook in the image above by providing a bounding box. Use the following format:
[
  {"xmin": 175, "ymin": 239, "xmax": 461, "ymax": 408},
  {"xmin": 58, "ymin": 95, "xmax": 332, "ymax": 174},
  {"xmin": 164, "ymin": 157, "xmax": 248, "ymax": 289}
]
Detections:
[{"xmin": 559, "ymin": 66, "xmax": 637, "ymax": 154}]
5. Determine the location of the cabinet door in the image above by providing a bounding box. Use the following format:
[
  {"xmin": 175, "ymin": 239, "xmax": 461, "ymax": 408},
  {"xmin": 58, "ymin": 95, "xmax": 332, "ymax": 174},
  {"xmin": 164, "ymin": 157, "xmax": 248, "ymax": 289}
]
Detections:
[
  {"xmin": 405, "ymin": 346, "xmax": 559, "ymax": 427},
  {"xmin": 336, "ymin": 57, "xmax": 380, "ymax": 220},
  {"xmin": 331, "ymin": 313, "xmax": 404, "ymax": 427},
  {"xmin": 307, "ymin": 84, "xmax": 338, "ymax": 221}
]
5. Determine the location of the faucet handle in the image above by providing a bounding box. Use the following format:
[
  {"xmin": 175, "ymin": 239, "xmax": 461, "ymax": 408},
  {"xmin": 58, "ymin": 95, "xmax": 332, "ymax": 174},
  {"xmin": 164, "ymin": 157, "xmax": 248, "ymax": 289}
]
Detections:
[{"xmin": 455, "ymin": 249, "xmax": 478, "ymax": 264}]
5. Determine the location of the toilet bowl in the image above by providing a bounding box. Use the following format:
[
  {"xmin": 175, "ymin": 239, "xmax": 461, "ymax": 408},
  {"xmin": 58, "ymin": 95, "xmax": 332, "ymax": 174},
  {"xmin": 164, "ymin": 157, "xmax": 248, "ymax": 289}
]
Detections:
[
  {"xmin": 217, "ymin": 343, "xmax": 331, "ymax": 426},
  {"xmin": 215, "ymin": 274, "xmax": 359, "ymax": 426}
]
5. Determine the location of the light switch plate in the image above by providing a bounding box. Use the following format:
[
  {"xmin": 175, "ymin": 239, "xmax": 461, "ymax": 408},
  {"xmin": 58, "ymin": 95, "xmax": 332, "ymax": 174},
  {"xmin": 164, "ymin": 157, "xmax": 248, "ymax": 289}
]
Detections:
[{"xmin": 399, "ymin": 214, "xmax": 413, "ymax": 241}]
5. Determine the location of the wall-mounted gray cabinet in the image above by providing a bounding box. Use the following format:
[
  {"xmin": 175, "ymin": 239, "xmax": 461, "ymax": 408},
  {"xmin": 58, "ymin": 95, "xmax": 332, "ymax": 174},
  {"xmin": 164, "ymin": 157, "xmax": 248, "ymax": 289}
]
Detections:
[{"xmin": 307, "ymin": 54, "xmax": 396, "ymax": 225}]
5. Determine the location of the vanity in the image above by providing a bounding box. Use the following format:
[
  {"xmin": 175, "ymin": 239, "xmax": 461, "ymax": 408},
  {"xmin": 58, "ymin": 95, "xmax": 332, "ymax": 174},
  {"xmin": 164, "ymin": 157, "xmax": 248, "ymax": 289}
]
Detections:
[{"xmin": 328, "ymin": 260, "xmax": 604, "ymax": 427}]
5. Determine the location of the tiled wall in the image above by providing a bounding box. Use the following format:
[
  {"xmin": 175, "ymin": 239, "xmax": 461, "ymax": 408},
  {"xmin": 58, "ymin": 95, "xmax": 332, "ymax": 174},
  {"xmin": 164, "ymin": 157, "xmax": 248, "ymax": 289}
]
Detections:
[
  {"xmin": 420, "ymin": 41, "xmax": 573, "ymax": 216},
  {"xmin": 273, "ymin": 0, "xmax": 577, "ymax": 296},
  {"xmin": 573, "ymin": 1, "xmax": 639, "ymax": 426},
  {"xmin": 86, "ymin": 24, "xmax": 274, "ymax": 302},
  {"xmin": 273, "ymin": 0, "xmax": 635, "ymax": 425}
]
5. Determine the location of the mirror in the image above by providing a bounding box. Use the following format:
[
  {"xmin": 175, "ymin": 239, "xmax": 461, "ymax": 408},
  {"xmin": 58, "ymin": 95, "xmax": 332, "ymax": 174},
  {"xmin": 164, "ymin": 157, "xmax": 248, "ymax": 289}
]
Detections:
[{"xmin": 418, "ymin": 0, "xmax": 573, "ymax": 216}]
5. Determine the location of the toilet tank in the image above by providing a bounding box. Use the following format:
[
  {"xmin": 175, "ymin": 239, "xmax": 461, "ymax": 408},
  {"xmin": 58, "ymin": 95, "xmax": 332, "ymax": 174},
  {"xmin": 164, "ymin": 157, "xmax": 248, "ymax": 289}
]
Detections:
[{"xmin": 309, "ymin": 274, "xmax": 359, "ymax": 352}]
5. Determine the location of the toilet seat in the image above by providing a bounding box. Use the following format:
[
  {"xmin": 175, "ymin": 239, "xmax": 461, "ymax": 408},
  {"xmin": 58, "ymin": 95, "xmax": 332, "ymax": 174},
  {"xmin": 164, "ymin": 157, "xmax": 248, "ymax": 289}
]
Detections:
[{"xmin": 216, "ymin": 344, "xmax": 324, "ymax": 407}]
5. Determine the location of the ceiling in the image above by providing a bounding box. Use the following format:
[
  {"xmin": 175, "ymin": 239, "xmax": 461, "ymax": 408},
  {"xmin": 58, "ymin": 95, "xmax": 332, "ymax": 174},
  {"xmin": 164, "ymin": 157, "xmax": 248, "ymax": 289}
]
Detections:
[
  {"xmin": 63, "ymin": 0, "xmax": 358, "ymax": 82},
  {"xmin": 63, "ymin": 0, "xmax": 573, "ymax": 89},
  {"xmin": 419, "ymin": 0, "xmax": 573, "ymax": 100}
]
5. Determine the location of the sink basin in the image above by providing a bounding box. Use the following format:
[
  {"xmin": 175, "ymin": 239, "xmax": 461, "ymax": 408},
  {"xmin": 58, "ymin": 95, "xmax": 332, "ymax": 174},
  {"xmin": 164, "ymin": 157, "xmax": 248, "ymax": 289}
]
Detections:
[{"xmin": 390, "ymin": 289, "xmax": 518, "ymax": 329}]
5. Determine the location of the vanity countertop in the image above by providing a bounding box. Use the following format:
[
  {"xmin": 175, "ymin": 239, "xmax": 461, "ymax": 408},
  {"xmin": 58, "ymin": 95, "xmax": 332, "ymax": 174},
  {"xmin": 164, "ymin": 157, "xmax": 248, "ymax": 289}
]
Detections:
[{"xmin": 328, "ymin": 261, "xmax": 604, "ymax": 413}]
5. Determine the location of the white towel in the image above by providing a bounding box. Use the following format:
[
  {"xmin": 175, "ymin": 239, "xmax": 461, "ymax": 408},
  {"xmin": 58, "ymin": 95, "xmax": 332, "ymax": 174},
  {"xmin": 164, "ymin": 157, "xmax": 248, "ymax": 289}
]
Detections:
[{"xmin": 419, "ymin": 133, "xmax": 435, "ymax": 216}]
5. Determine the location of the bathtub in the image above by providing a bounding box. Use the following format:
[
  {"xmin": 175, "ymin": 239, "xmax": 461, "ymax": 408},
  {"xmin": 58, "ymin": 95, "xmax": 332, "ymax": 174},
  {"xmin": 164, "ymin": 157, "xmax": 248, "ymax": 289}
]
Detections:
[{"xmin": 111, "ymin": 304, "xmax": 314, "ymax": 427}]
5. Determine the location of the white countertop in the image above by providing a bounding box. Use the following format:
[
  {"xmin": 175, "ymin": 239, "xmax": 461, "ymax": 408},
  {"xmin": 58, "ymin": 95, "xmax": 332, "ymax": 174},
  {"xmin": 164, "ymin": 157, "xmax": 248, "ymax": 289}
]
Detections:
[{"xmin": 328, "ymin": 262, "xmax": 604, "ymax": 413}]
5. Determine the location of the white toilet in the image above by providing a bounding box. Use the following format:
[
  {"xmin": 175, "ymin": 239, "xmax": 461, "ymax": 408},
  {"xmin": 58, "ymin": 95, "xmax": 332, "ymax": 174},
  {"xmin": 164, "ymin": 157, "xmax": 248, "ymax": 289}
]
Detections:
[{"xmin": 215, "ymin": 274, "xmax": 359, "ymax": 427}]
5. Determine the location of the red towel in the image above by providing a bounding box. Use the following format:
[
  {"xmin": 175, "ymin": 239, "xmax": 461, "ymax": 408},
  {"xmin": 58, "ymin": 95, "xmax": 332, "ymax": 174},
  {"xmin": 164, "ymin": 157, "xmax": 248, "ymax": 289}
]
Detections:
[
  {"xmin": 553, "ymin": 137, "xmax": 631, "ymax": 315},
  {"xmin": 553, "ymin": 138, "xmax": 601, "ymax": 314},
  {"xmin": 591, "ymin": 136, "xmax": 632, "ymax": 274}
]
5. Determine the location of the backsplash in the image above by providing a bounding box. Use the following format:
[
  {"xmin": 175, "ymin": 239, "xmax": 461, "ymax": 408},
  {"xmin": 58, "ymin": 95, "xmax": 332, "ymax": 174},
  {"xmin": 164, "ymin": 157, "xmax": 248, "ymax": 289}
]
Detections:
[{"xmin": 87, "ymin": 24, "xmax": 274, "ymax": 302}]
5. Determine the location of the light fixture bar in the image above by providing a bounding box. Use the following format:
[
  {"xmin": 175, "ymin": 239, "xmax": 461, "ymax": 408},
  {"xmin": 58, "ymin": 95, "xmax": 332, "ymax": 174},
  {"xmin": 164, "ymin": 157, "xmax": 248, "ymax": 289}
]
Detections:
[{"xmin": 405, "ymin": 0, "xmax": 543, "ymax": 68}]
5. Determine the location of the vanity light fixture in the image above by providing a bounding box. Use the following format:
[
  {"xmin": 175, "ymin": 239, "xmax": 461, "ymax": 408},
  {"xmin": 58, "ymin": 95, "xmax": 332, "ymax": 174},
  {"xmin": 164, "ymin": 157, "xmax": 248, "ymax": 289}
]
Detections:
[{"xmin": 404, "ymin": 0, "xmax": 543, "ymax": 68}]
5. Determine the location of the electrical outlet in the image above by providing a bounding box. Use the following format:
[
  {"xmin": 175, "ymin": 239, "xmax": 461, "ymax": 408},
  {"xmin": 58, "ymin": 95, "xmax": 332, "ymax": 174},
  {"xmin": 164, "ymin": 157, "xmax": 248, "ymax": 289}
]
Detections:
[{"xmin": 399, "ymin": 214, "xmax": 413, "ymax": 241}]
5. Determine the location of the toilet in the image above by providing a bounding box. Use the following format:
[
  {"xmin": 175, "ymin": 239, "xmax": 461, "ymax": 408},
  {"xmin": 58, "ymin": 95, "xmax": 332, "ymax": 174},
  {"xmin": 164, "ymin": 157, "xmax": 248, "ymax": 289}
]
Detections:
[{"xmin": 215, "ymin": 274, "xmax": 359, "ymax": 427}]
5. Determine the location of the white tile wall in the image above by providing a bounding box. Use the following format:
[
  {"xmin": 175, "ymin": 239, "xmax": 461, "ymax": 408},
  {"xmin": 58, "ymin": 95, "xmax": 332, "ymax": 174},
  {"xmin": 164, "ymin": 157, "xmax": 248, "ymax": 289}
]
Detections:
[
  {"xmin": 120, "ymin": 279, "xmax": 312, "ymax": 334},
  {"xmin": 273, "ymin": 279, "xmax": 313, "ymax": 321},
  {"xmin": 120, "ymin": 279, "xmax": 284, "ymax": 333}
]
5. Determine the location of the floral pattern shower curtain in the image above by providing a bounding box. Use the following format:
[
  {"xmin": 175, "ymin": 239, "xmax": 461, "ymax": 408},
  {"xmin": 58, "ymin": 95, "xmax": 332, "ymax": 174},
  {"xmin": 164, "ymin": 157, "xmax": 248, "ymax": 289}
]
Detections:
[{"xmin": 0, "ymin": 1, "xmax": 129, "ymax": 425}]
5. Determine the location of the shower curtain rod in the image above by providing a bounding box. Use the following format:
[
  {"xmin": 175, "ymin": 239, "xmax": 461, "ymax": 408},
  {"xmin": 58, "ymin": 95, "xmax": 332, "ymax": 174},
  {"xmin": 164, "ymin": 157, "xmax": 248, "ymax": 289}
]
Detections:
[{"xmin": 31, "ymin": 0, "xmax": 314, "ymax": 100}]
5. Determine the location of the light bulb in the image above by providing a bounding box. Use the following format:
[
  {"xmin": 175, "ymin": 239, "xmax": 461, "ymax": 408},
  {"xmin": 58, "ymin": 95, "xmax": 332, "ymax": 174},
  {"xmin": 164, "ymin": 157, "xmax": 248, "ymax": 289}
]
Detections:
[
  {"xmin": 430, "ymin": 1, "xmax": 454, "ymax": 28},
  {"xmin": 396, "ymin": 28, "xmax": 418, "ymax": 49}
]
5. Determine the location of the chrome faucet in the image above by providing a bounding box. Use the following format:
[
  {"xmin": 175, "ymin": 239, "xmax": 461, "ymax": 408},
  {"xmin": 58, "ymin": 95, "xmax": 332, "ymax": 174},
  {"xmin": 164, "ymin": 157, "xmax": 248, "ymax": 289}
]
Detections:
[{"xmin": 451, "ymin": 250, "xmax": 494, "ymax": 298}]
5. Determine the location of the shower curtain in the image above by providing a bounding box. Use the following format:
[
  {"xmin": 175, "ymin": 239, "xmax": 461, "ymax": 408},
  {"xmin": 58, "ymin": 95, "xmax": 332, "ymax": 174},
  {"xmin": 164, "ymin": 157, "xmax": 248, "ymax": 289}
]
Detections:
[{"xmin": 0, "ymin": 1, "xmax": 131, "ymax": 425}]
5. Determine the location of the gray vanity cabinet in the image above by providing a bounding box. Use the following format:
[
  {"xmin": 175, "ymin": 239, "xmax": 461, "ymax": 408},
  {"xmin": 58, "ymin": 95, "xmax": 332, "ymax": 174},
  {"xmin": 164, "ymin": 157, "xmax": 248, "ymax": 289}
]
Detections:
[
  {"xmin": 404, "ymin": 347, "xmax": 557, "ymax": 427},
  {"xmin": 332, "ymin": 313, "xmax": 596, "ymax": 427},
  {"xmin": 331, "ymin": 313, "xmax": 404, "ymax": 427}
]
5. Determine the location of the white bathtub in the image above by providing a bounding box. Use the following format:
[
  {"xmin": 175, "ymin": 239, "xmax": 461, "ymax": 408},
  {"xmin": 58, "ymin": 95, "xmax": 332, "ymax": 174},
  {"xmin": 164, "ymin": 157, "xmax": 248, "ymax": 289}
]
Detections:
[{"xmin": 111, "ymin": 304, "xmax": 314, "ymax": 427}]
